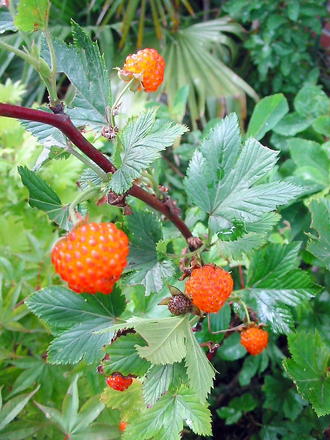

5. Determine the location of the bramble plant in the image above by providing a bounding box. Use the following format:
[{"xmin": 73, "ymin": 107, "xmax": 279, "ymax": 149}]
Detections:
[{"xmin": 0, "ymin": 1, "xmax": 330, "ymax": 439}]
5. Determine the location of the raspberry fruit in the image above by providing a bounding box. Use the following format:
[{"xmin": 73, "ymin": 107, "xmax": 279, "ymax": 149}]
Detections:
[
  {"xmin": 51, "ymin": 222, "xmax": 129, "ymax": 294},
  {"xmin": 122, "ymin": 48, "xmax": 165, "ymax": 92},
  {"xmin": 119, "ymin": 421, "xmax": 127, "ymax": 432},
  {"xmin": 106, "ymin": 373, "xmax": 133, "ymax": 391},
  {"xmin": 168, "ymin": 294, "xmax": 192, "ymax": 316},
  {"xmin": 185, "ymin": 265, "xmax": 233, "ymax": 313},
  {"xmin": 240, "ymin": 327, "xmax": 269, "ymax": 355}
]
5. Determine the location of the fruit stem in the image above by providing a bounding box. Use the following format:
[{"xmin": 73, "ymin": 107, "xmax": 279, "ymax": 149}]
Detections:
[
  {"xmin": 109, "ymin": 78, "xmax": 135, "ymax": 126},
  {"xmin": 207, "ymin": 314, "xmax": 245, "ymax": 335},
  {"xmin": 240, "ymin": 300, "xmax": 251, "ymax": 324},
  {"xmin": 69, "ymin": 186, "xmax": 100, "ymax": 225},
  {"xmin": 0, "ymin": 103, "xmax": 194, "ymax": 242}
]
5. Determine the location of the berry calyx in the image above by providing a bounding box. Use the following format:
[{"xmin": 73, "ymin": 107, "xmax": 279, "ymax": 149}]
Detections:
[
  {"xmin": 121, "ymin": 48, "xmax": 165, "ymax": 92},
  {"xmin": 185, "ymin": 265, "xmax": 233, "ymax": 313},
  {"xmin": 51, "ymin": 222, "xmax": 129, "ymax": 294},
  {"xmin": 119, "ymin": 421, "xmax": 127, "ymax": 432},
  {"xmin": 106, "ymin": 373, "xmax": 133, "ymax": 391},
  {"xmin": 240, "ymin": 326, "xmax": 269, "ymax": 355},
  {"xmin": 168, "ymin": 294, "xmax": 192, "ymax": 316}
]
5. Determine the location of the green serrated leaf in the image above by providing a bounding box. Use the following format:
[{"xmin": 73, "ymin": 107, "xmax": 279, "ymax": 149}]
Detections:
[
  {"xmin": 184, "ymin": 320, "xmax": 215, "ymax": 401},
  {"xmin": 245, "ymin": 243, "xmax": 317, "ymax": 333},
  {"xmin": 17, "ymin": 166, "xmax": 71, "ymax": 229},
  {"xmin": 283, "ymin": 331, "xmax": 330, "ymax": 417},
  {"xmin": 307, "ymin": 198, "xmax": 330, "ymax": 270},
  {"xmin": 123, "ymin": 387, "xmax": 212, "ymax": 440},
  {"xmin": 127, "ymin": 211, "xmax": 174, "ymax": 295},
  {"xmin": 101, "ymin": 381, "xmax": 145, "ymax": 420},
  {"xmin": 14, "ymin": 0, "xmax": 49, "ymax": 32},
  {"xmin": 143, "ymin": 363, "xmax": 187, "ymax": 407},
  {"xmin": 48, "ymin": 318, "xmax": 115, "ymax": 365},
  {"xmin": 185, "ymin": 118, "xmax": 302, "ymax": 232},
  {"xmin": 110, "ymin": 110, "xmax": 187, "ymax": 193},
  {"xmin": 105, "ymin": 334, "xmax": 151, "ymax": 376},
  {"xmin": 134, "ymin": 316, "xmax": 188, "ymax": 365},
  {"xmin": 44, "ymin": 22, "xmax": 111, "ymax": 129},
  {"xmin": 26, "ymin": 286, "xmax": 125, "ymax": 330}
]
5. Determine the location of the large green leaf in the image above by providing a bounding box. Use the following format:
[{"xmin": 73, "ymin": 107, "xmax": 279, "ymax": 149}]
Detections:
[
  {"xmin": 127, "ymin": 211, "xmax": 175, "ymax": 295},
  {"xmin": 289, "ymin": 138, "xmax": 330, "ymax": 187},
  {"xmin": 294, "ymin": 84, "xmax": 329, "ymax": 119},
  {"xmin": 110, "ymin": 109, "xmax": 186, "ymax": 194},
  {"xmin": 0, "ymin": 388, "xmax": 39, "ymax": 431},
  {"xmin": 247, "ymin": 93, "xmax": 289, "ymax": 140},
  {"xmin": 26, "ymin": 287, "xmax": 125, "ymax": 364},
  {"xmin": 45, "ymin": 22, "xmax": 111, "ymax": 129},
  {"xmin": 14, "ymin": 0, "xmax": 49, "ymax": 32},
  {"xmin": 18, "ymin": 166, "xmax": 70, "ymax": 229},
  {"xmin": 101, "ymin": 381, "xmax": 145, "ymax": 420},
  {"xmin": 185, "ymin": 116, "xmax": 302, "ymax": 233},
  {"xmin": 123, "ymin": 387, "xmax": 212, "ymax": 440},
  {"xmin": 307, "ymin": 198, "xmax": 330, "ymax": 270},
  {"xmin": 244, "ymin": 243, "xmax": 317, "ymax": 333},
  {"xmin": 134, "ymin": 316, "xmax": 188, "ymax": 365},
  {"xmin": 184, "ymin": 320, "xmax": 215, "ymax": 401},
  {"xmin": 143, "ymin": 363, "xmax": 187, "ymax": 407},
  {"xmin": 283, "ymin": 331, "xmax": 330, "ymax": 417},
  {"xmin": 104, "ymin": 334, "xmax": 151, "ymax": 376}
]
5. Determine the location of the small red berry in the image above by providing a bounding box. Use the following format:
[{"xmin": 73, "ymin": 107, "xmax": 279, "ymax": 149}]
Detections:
[
  {"xmin": 185, "ymin": 265, "xmax": 233, "ymax": 313},
  {"xmin": 121, "ymin": 48, "xmax": 165, "ymax": 92},
  {"xmin": 119, "ymin": 421, "xmax": 127, "ymax": 432},
  {"xmin": 51, "ymin": 222, "xmax": 129, "ymax": 294},
  {"xmin": 240, "ymin": 327, "xmax": 269, "ymax": 355},
  {"xmin": 106, "ymin": 373, "xmax": 133, "ymax": 391}
]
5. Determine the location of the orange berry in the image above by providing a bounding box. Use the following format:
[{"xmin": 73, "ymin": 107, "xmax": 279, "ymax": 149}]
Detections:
[
  {"xmin": 119, "ymin": 421, "xmax": 127, "ymax": 432},
  {"xmin": 122, "ymin": 48, "xmax": 165, "ymax": 92},
  {"xmin": 240, "ymin": 327, "xmax": 269, "ymax": 355},
  {"xmin": 185, "ymin": 265, "xmax": 233, "ymax": 313},
  {"xmin": 106, "ymin": 373, "xmax": 133, "ymax": 391},
  {"xmin": 51, "ymin": 222, "xmax": 129, "ymax": 294}
]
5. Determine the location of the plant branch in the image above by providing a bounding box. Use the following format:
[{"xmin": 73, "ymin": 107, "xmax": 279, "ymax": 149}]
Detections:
[{"xmin": 0, "ymin": 103, "xmax": 193, "ymax": 242}]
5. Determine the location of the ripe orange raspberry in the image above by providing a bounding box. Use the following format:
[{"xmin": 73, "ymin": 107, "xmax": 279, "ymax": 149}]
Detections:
[
  {"xmin": 240, "ymin": 327, "xmax": 269, "ymax": 355},
  {"xmin": 122, "ymin": 48, "xmax": 165, "ymax": 92},
  {"xmin": 119, "ymin": 421, "xmax": 127, "ymax": 432},
  {"xmin": 51, "ymin": 222, "xmax": 129, "ymax": 294},
  {"xmin": 185, "ymin": 265, "xmax": 233, "ymax": 313},
  {"xmin": 106, "ymin": 373, "xmax": 133, "ymax": 391}
]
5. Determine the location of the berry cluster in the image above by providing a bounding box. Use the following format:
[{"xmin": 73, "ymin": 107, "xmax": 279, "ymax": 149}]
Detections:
[
  {"xmin": 106, "ymin": 373, "xmax": 133, "ymax": 391},
  {"xmin": 185, "ymin": 265, "xmax": 233, "ymax": 313},
  {"xmin": 51, "ymin": 222, "xmax": 129, "ymax": 294},
  {"xmin": 122, "ymin": 48, "xmax": 165, "ymax": 92}
]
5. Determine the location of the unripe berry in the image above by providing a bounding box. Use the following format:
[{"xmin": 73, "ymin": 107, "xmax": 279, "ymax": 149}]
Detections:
[
  {"xmin": 240, "ymin": 327, "xmax": 269, "ymax": 355},
  {"xmin": 168, "ymin": 294, "xmax": 192, "ymax": 315},
  {"xmin": 51, "ymin": 222, "xmax": 129, "ymax": 294},
  {"xmin": 185, "ymin": 265, "xmax": 233, "ymax": 313}
]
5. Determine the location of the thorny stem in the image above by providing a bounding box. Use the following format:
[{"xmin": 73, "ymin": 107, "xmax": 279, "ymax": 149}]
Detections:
[{"xmin": 0, "ymin": 103, "xmax": 194, "ymax": 243}]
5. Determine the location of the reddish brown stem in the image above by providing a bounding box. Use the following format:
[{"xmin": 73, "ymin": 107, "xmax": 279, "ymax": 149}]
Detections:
[
  {"xmin": 0, "ymin": 103, "xmax": 193, "ymax": 241},
  {"xmin": 238, "ymin": 265, "xmax": 245, "ymax": 289}
]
